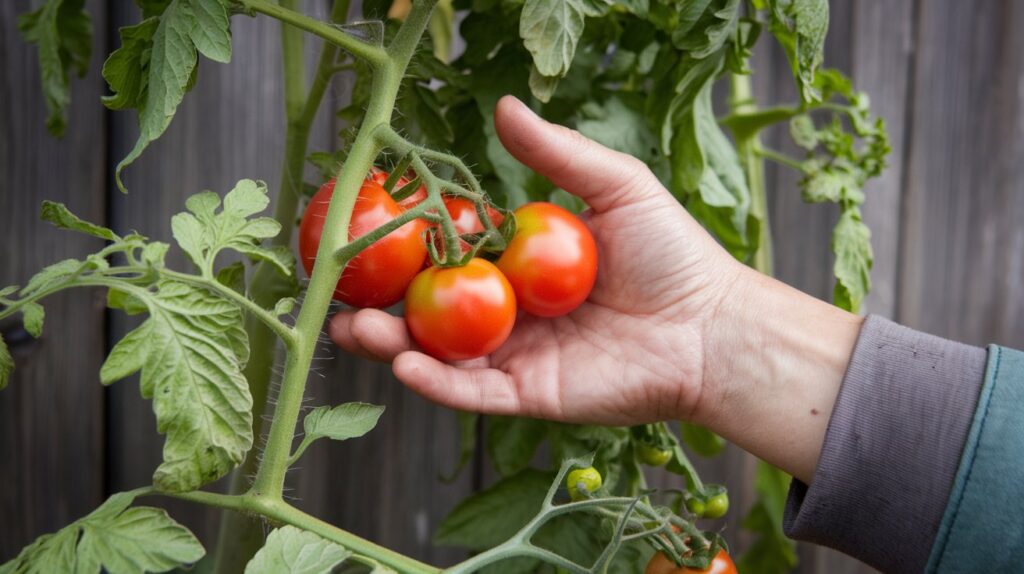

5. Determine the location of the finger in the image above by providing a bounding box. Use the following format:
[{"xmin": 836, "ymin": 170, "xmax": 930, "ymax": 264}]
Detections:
[
  {"xmin": 329, "ymin": 309, "xmax": 413, "ymax": 362},
  {"xmin": 494, "ymin": 95, "xmax": 663, "ymax": 213},
  {"xmin": 393, "ymin": 351, "xmax": 524, "ymax": 416}
]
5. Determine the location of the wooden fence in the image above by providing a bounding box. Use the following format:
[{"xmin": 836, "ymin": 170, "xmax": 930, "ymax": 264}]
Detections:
[{"xmin": 2, "ymin": 1, "xmax": 1022, "ymax": 572}]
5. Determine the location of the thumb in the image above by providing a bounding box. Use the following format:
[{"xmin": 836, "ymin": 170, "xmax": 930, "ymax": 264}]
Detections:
[{"xmin": 494, "ymin": 96, "xmax": 664, "ymax": 213}]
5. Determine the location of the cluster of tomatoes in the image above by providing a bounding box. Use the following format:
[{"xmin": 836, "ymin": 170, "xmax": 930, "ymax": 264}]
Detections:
[{"xmin": 298, "ymin": 168, "xmax": 598, "ymax": 360}]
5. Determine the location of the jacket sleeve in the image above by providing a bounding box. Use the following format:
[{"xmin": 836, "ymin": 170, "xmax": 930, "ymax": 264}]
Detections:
[
  {"xmin": 925, "ymin": 344, "xmax": 1024, "ymax": 572},
  {"xmin": 782, "ymin": 315, "xmax": 988, "ymax": 573}
]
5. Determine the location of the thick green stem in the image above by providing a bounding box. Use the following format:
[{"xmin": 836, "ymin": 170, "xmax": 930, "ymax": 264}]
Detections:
[
  {"xmin": 729, "ymin": 72, "xmax": 773, "ymax": 276},
  {"xmin": 248, "ymin": 0, "xmax": 437, "ymax": 504},
  {"xmin": 239, "ymin": 0, "xmax": 387, "ymax": 67},
  {"xmin": 213, "ymin": 1, "xmax": 350, "ymax": 571}
]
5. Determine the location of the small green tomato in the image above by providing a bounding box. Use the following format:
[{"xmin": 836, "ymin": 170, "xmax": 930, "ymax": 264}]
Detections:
[{"xmin": 566, "ymin": 467, "xmax": 602, "ymax": 501}]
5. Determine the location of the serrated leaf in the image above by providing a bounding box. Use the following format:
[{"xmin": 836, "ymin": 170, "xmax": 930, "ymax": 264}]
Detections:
[
  {"xmin": 20, "ymin": 259, "xmax": 85, "ymax": 296},
  {"xmin": 171, "ymin": 180, "xmax": 282, "ymax": 275},
  {"xmin": 215, "ymin": 262, "xmax": 247, "ymax": 295},
  {"xmin": 21, "ymin": 303, "xmax": 45, "ymax": 338},
  {"xmin": 40, "ymin": 201, "xmax": 118, "ymax": 241},
  {"xmin": 0, "ymin": 491, "xmax": 204, "ymax": 574},
  {"xmin": 100, "ymin": 280, "xmax": 252, "ymax": 492},
  {"xmin": 307, "ymin": 151, "xmax": 344, "ymax": 183},
  {"xmin": 738, "ymin": 462, "xmax": 797, "ymax": 573},
  {"xmin": 832, "ymin": 206, "xmax": 872, "ymax": 313},
  {"xmin": 142, "ymin": 242, "xmax": 170, "ymax": 267},
  {"xmin": 110, "ymin": 0, "xmax": 232, "ymax": 191},
  {"xmin": 520, "ymin": 0, "xmax": 590, "ymax": 78},
  {"xmin": 435, "ymin": 469, "xmax": 552, "ymax": 549},
  {"xmin": 17, "ymin": 0, "xmax": 92, "ymax": 137},
  {"xmin": 528, "ymin": 65, "xmax": 560, "ymax": 103},
  {"xmin": 303, "ymin": 403, "xmax": 384, "ymax": 444},
  {"xmin": 801, "ymin": 169, "xmax": 854, "ymax": 203},
  {"xmin": 244, "ymin": 526, "xmax": 350, "ymax": 574},
  {"xmin": 236, "ymin": 245, "xmax": 294, "ymax": 278},
  {"xmin": 577, "ymin": 96, "xmax": 659, "ymax": 163},
  {"xmin": 102, "ymin": 18, "xmax": 160, "ymax": 110},
  {"xmin": 0, "ymin": 334, "xmax": 12, "ymax": 390},
  {"xmin": 486, "ymin": 416, "xmax": 547, "ymax": 477},
  {"xmin": 108, "ymin": 288, "xmax": 148, "ymax": 315}
]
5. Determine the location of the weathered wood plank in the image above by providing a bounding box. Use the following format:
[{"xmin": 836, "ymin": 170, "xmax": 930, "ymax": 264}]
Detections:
[
  {"xmin": 899, "ymin": 0, "xmax": 1024, "ymax": 350},
  {"xmin": 0, "ymin": 0, "xmax": 108, "ymax": 561}
]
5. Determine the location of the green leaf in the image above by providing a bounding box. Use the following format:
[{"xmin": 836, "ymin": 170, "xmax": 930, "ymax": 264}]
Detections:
[
  {"xmin": 768, "ymin": 0, "xmax": 829, "ymax": 103},
  {"xmin": 435, "ymin": 469, "xmax": 553, "ymax": 549},
  {"xmin": 109, "ymin": 0, "xmax": 232, "ymax": 192},
  {"xmin": 215, "ymin": 262, "xmax": 247, "ymax": 295},
  {"xmin": 100, "ymin": 280, "xmax": 253, "ymax": 492},
  {"xmin": 441, "ymin": 411, "xmax": 478, "ymax": 483},
  {"xmin": 307, "ymin": 151, "xmax": 344, "ymax": 183},
  {"xmin": 671, "ymin": 0, "xmax": 740, "ymax": 59},
  {"xmin": 520, "ymin": 0, "xmax": 591, "ymax": 78},
  {"xmin": 679, "ymin": 422, "xmax": 726, "ymax": 457},
  {"xmin": 737, "ymin": 463, "xmax": 797, "ymax": 573},
  {"xmin": 801, "ymin": 169, "xmax": 857, "ymax": 203},
  {"xmin": 0, "ymin": 491, "xmax": 204, "ymax": 574},
  {"xmin": 0, "ymin": 334, "xmax": 12, "ymax": 390},
  {"xmin": 21, "ymin": 303, "xmax": 45, "ymax": 338},
  {"xmin": 108, "ymin": 288, "xmax": 149, "ymax": 315},
  {"xmin": 244, "ymin": 526, "xmax": 350, "ymax": 574},
  {"xmin": 578, "ymin": 95, "xmax": 659, "ymax": 163},
  {"xmin": 671, "ymin": 85, "xmax": 759, "ymax": 260},
  {"xmin": 17, "ymin": 0, "xmax": 92, "ymax": 137},
  {"xmin": 40, "ymin": 201, "xmax": 119, "ymax": 241},
  {"xmin": 527, "ymin": 65, "xmax": 560, "ymax": 103},
  {"xmin": 302, "ymin": 403, "xmax": 385, "ymax": 444},
  {"xmin": 832, "ymin": 205, "xmax": 872, "ymax": 313},
  {"xmin": 20, "ymin": 259, "xmax": 86, "ymax": 297},
  {"xmin": 486, "ymin": 416, "xmax": 547, "ymax": 477},
  {"xmin": 789, "ymin": 114, "xmax": 817, "ymax": 149},
  {"xmin": 170, "ymin": 180, "xmax": 282, "ymax": 276},
  {"xmin": 102, "ymin": 18, "xmax": 160, "ymax": 110}
]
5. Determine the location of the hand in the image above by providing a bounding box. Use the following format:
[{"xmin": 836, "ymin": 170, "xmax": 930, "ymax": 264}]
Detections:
[{"xmin": 331, "ymin": 96, "xmax": 744, "ymax": 426}]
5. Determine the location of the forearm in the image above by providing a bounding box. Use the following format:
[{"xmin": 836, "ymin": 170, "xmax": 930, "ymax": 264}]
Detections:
[{"xmin": 693, "ymin": 264, "xmax": 863, "ymax": 483}]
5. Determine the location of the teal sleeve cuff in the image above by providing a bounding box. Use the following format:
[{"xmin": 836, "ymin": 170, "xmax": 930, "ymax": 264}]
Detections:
[{"xmin": 927, "ymin": 345, "xmax": 1024, "ymax": 572}]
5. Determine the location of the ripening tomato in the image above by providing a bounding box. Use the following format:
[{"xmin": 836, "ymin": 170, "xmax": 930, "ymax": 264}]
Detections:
[
  {"xmin": 445, "ymin": 197, "xmax": 504, "ymax": 233},
  {"xmin": 496, "ymin": 202, "xmax": 597, "ymax": 317},
  {"xmin": 404, "ymin": 258, "xmax": 516, "ymax": 361},
  {"xmin": 299, "ymin": 178, "xmax": 428, "ymax": 308},
  {"xmin": 645, "ymin": 550, "xmax": 737, "ymax": 574},
  {"xmin": 369, "ymin": 168, "xmax": 428, "ymax": 210}
]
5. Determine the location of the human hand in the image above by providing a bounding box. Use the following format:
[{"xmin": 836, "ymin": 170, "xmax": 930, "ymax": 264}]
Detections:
[{"xmin": 330, "ymin": 95, "xmax": 747, "ymax": 426}]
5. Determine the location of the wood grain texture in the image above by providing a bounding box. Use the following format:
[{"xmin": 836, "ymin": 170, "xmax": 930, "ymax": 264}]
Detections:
[
  {"xmin": 0, "ymin": 0, "xmax": 108, "ymax": 561},
  {"xmin": 3, "ymin": 1, "xmax": 1024, "ymax": 573},
  {"xmin": 898, "ymin": 0, "xmax": 1024, "ymax": 350}
]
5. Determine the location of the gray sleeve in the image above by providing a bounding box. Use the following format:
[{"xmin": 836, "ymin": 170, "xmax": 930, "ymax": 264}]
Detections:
[{"xmin": 783, "ymin": 315, "xmax": 987, "ymax": 573}]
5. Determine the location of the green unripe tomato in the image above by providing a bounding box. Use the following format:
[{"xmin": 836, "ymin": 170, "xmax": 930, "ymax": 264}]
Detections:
[
  {"xmin": 685, "ymin": 497, "xmax": 706, "ymax": 517},
  {"xmin": 704, "ymin": 493, "xmax": 729, "ymax": 519},
  {"xmin": 637, "ymin": 443, "xmax": 673, "ymax": 466},
  {"xmin": 566, "ymin": 467, "xmax": 602, "ymax": 501}
]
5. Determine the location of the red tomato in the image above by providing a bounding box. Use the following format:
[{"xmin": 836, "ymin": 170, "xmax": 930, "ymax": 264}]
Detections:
[
  {"xmin": 495, "ymin": 202, "xmax": 597, "ymax": 317},
  {"xmin": 299, "ymin": 178, "xmax": 427, "ymax": 308},
  {"xmin": 445, "ymin": 197, "xmax": 504, "ymax": 233},
  {"xmin": 645, "ymin": 550, "xmax": 736, "ymax": 574},
  {"xmin": 404, "ymin": 258, "xmax": 516, "ymax": 360},
  {"xmin": 370, "ymin": 168, "xmax": 428, "ymax": 210}
]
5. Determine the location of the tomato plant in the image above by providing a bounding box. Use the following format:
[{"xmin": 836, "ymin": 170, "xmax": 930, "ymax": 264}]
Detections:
[
  {"xmin": 404, "ymin": 258, "xmax": 516, "ymax": 361},
  {"xmin": 496, "ymin": 202, "xmax": 598, "ymax": 317},
  {"xmin": 646, "ymin": 549, "xmax": 738, "ymax": 574},
  {"xmin": 2, "ymin": 0, "xmax": 889, "ymax": 572},
  {"xmin": 299, "ymin": 177, "xmax": 428, "ymax": 308}
]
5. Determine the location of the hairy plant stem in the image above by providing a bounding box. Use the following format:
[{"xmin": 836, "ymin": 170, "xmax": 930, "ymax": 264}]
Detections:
[
  {"xmin": 226, "ymin": 3, "xmax": 439, "ymax": 573},
  {"xmin": 729, "ymin": 72, "xmax": 773, "ymax": 276},
  {"xmin": 213, "ymin": 1, "xmax": 351, "ymax": 571}
]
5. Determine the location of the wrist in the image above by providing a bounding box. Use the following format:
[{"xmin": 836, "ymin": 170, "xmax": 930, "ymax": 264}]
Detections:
[{"xmin": 693, "ymin": 264, "xmax": 863, "ymax": 482}]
